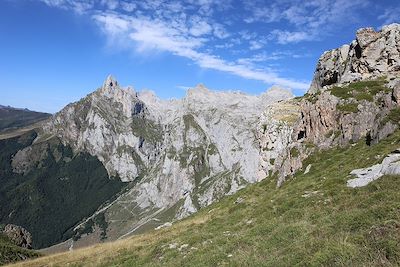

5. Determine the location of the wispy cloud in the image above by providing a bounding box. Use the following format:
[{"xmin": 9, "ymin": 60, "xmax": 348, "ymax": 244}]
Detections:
[
  {"xmin": 378, "ymin": 6, "xmax": 400, "ymax": 27},
  {"xmin": 176, "ymin": 85, "xmax": 192, "ymax": 91},
  {"xmin": 270, "ymin": 30, "xmax": 312, "ymax": 44},
  {"xmin": 39, "ymin": 0, "xmax": 310, "ymax": 91},
  {"xmin": 93, "ymin": 12, "xmax": 309, "ymax": 90},
  {"xmin": 244, "ymin": 0, "xmax": 370, "ymax": 44}
]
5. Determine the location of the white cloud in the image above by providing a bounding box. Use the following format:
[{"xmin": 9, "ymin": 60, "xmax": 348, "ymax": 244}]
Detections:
[
  {"xmin": 40, "ymin": 0, "xmax": 94, "ymax": 13},
  {"xmin": 120, "ymin": 2, "xmax": 136, "ymax": 12},
  {"xmin": 249, "ymin": 40, "xmax": 263, "ymax": 50},
  {"xmin": 176, "ymin": 85, "xmax": 192, "ymax": 91},
  {"xmin": 213, "ymin": 23, "xmax": 230, "ymax": 39},
  {"xmin": 189, "ymin": 16, "xmax": 213, "ymax": 36},
  {"xmin": 40, "ymin": 0, "xmax": 310, "ymax": 91},
  {"xmin": 378, "ymin": 7, "xmax": 400, "ymax": 26},
  {"xmin": 244, "ymin": 0, "xmax": 370, "ymax": 43},
  {"xmin": 271, "ymin": 30, "xmax": 312, "ymax": 44},
  {"xmin": 99, "ymin": 13, "xmax": 309, "ymax": 90},
  {"xmin": 100, "ymin": 0, "xmax": 119, "ymax": 10}
]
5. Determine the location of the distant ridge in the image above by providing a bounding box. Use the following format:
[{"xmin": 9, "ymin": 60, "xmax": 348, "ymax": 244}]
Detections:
[{"xmin": 0, "ymin": 105, "xmax": 51, "ymax": 132}]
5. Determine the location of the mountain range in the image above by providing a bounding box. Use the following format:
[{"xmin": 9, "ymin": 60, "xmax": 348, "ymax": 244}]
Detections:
[{"xmin": 1, "ymin": 23, "xmax": 400, "ymax": 265}]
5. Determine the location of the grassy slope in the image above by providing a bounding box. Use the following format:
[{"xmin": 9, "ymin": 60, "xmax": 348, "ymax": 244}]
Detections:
[
  {"xmin": 0, "ymin": 234, "xmax": 40, "ymax": 265},
  {"xmin": 11, "ymin": 129, "xmax": 400, "ymax": 266}
]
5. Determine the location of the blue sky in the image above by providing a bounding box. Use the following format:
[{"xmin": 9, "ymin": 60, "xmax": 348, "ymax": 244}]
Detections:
[{"xmin": 0, "ymin": 0, "xmax": 399, "ymax": 113}]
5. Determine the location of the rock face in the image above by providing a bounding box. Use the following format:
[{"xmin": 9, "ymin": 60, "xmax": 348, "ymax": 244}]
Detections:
[
  {"xmin": 258, "ymin": 24, "xmax": 400, "ymax": 185},
  {"xmin": 309, "ymin": 23, "xmax": 400, "ymax": 94},
  {"xmin": 3, "ymin": 224, "xmax": 33, "ymax": 249},
  {"xmin": 17, "ymin": 76, "xmax": 293, "ymax": 248}
]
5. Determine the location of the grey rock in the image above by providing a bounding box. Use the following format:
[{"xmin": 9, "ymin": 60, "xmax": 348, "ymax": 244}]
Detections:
[
  {"xmin": 3, "ymin": 224, "xmax": 33, "ymax": 249},
  {"xmin": 309, "ymin": 23, "xmax": 400, "ymax": 94},
  {"xmin": 347, "ymin": 151, "xmax": 400, "ymax": 188},
  {"xmin": 21, "ymin": 76, "xmax": 293, "ymax": 247}
]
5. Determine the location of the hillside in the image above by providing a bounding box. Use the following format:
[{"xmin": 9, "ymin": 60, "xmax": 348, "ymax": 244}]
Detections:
[
  {"xmin": 1, "ymin": 23, "xmax": 400, "ymax": 265},
  {"xmin": 0, "ymin": 131, "xmax": 125, "ymax": 248},
  {"xmin": 0, "ymin": 233, "xmax": 39, "ymax": 265},
  {"xmin": 0, "ymin": 106, "xmax": 51, "ymax": 133},
  {"xmin": 11, "ymin": 127, "xmax": 400, "ymax": 266}
]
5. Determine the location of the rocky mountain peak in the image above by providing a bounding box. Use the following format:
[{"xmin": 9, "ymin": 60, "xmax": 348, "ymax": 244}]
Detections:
[
  {"xmin": 103, "ymin": 74, "xmax": 118, "ymax": 88},
  {"xmin": 309, "ymin": 23, "xmax": 400, "ymax": 94},
  {"xmin": 98, "ymin": 75, "xmax": 136, "ymax": 100},
  {"xmin": 261, "ymin": 85, "xmax": 294, "ymax": 102}
]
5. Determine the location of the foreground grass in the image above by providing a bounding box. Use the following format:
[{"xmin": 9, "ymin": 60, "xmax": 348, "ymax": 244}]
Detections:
[{"xmin": 10, "ymin": 131, "xmax": 400, "ymax": 266}]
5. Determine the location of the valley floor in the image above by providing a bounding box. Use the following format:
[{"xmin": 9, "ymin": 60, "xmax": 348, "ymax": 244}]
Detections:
[{"xmin": 9, "ymin": 130, "xmax": 400, "ymax": 266}]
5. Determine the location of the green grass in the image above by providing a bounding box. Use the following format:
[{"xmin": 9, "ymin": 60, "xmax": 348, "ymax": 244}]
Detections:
[
  {"xmin": 0, "ymin": 233, "xmax": 40, "ymax": 265},
  {"xmin": 330, "ymin": 78, "xmax": 389, "ymax": 102},
  {"xmin": 337, "ymin": 102, "xmax": 359, "ymax": 114},
  {"xmin": 290, "ymin": 147, "xmax": 300, "ymax": 157},
  {"xmin": 16, "ymin": 130, "xmax": 400, "ymax": 266},
  {"xmin": 303, "ymin": 91, "xmax": 321, "ymax": 104},
  {"xmin": 382, "ymin": 107, "xmax": 400, "ymax": 126}
]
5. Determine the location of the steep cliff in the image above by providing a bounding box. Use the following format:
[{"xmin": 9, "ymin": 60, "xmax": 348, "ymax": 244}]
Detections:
[
  {"xmin": 4, "ymin": 75, "xmax": 293, "ymax": 249},
  {"xmin": 309, "ymin": 23, "xmax": 400, "ymax": 94},
  {"xmin": 262, "ymin": 24, "xmax": 400, "ymax": 185}
]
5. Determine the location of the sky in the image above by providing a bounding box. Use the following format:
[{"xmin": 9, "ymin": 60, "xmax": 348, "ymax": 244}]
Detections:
[{"xmin": 0, "ymin": 0, "xmax": 399, "ymax": 113}]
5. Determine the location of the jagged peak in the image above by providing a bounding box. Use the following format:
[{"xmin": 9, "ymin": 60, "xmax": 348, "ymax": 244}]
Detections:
[
  {"xmin": 103, "ymin": 75, "xmax": 118, "ymax": 88},
  {"xmin": 264, "ymin": 85, "xmax": 293, "ymax": 96},
  {"xmin": 96, "ymin": 75, "xmax": 137, "ymax": 100},
  {"xmin": 194, "ymin": 83, "xmax": 208, "ymax": 91},
  {"xmin": 308, "ymin": 23, "xmax": 400, "ymax": 94}
]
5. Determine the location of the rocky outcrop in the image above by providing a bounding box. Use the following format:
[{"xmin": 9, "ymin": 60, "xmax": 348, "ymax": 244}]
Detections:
[
  {"xmin": 2, "ymin": 224, "xmax": 33, "ymax": 249},
  {"xmin": 256, "ymin": 100, "xmax": 304, "ymax": 185},
  {"xmin": 266, "ymin": 24, "xmax": 400, "ymax": 185},
  {"xmin": 347, "ymin": 149, "xmax": 400, "ymax": 188},
  {"xmin": 309, "ymin": 23, "xmax": 400, "ymax": 94}
]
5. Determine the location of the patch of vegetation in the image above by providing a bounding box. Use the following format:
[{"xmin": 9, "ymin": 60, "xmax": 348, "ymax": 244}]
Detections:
[
  {"xmin": 381, "ymin": 107, "xmax": 400, "ymax": 126},
  {"xmin": 290, "ymin": 147, "xmax": 300, "ymax": 157},
  {"xmin": 131, "ymin": 116, "xmax": 163, "ymax": 143},
  {"xmin": 0, "ymin": 233, "xmax": 40, "ymax": 265},
  {"xmin": 73, "ymin": 219, "xmax": 94, "ymax": 241},
  {"xmin": 325, "ymin": 130, "xmax": 334, "ymax": 138},
  {"xmin": 337, "ymin": 102, "xmax": 359, "ymax": 114},
  {"xmin": 17, "ymin": 129, "xmax": 400, "ymax": 266},
  {"xmin": 94, "ymin": 213, "xmax": 109, "ymax": 240},
  {"xmin": 330, "ymin": 78, "xmax": 389, "ymax": 102},
  {"xmin": 0, "ymin": 131, "xmax": 125, "ymax": 249},
  {"xmin": 304, "ymin": 91, "xmax": 321, "ymax": 104}
]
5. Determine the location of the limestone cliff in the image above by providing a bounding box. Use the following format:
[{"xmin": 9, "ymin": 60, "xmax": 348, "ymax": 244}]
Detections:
[
  {"xmin": 309, "ymin": 24, "xmax": 400, "ymax": 94},
  {"xmin": 263, "ymin": 24, "xmax": 400, "ymax": 185},
  {"xmin": 18, "ymin": 76, "xmax": 292, "ymax": 249}
]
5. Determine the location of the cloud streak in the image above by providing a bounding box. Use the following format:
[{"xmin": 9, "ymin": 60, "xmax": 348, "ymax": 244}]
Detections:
[
  {"xmin": 39, "ymin": 0, "xmax": 315, "ymax": 90},
  {"xmin": 93, "ymin": 12, "xmax": 309, "ymax": 90},
  {"xmin": 244, "ymin": 0, "xmax": 370, "ymax": 44}
]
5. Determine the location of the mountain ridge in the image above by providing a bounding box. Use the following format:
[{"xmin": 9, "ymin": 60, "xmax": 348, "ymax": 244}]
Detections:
[{"xmin": 1, "ymin": 24, "xmax": 400, "ymax": 261}]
